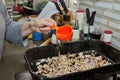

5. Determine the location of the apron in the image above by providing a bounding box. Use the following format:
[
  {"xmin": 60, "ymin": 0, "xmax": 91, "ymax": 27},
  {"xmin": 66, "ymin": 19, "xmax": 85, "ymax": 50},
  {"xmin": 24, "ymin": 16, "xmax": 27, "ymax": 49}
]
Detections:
[{"xmin": 0, "ymin": 13, "xmax": 5, "ymax": 60}]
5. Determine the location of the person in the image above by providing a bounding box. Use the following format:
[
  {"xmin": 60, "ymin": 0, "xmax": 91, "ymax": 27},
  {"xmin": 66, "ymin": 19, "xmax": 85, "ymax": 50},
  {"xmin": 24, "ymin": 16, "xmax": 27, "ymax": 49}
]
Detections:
[{"xmin": 0, "ymin": 0, "xmax": 56, "ymax": 60}]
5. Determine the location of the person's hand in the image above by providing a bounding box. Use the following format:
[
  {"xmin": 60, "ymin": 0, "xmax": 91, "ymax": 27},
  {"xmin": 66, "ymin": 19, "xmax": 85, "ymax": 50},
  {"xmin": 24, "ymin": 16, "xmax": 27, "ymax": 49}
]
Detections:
[
  {"xmin": 22, "ymin": 18, "xmax": 56, "ymax": 38},
  {"xmin": 30, "ymin": 18, "xmax": 56, "ymax": 34}
]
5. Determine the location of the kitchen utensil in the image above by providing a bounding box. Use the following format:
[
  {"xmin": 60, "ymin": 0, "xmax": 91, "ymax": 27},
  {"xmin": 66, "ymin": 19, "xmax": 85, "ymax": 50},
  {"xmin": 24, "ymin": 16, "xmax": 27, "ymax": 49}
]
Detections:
[
  {"xmin": 86, "ymin": 8, "xmax": 90, "ymax": 24},
  {"xmin": 40, "ymin": 38, "xmax": 51, "ymax": 46},
  {"xmin": 86, "ymin": 8, "xmax": 96, "ymax": 40},
  {"xmin": 51, "ymin": 25, "xmax": 73, "ymax": 41},
  {"xmin": 59, "ymin": 0, "xmax": 68, "ymax": 13},
  {"xmin": 53, "ymin": 0, "xmax": 63, "ymax": 14}
]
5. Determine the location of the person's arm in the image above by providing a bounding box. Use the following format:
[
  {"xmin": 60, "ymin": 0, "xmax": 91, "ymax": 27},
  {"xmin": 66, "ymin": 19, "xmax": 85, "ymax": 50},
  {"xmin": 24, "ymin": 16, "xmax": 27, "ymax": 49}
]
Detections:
[
  {"xmin": 0, "ymin": 1, "xmax": 24, "ymax": 44},
  {"xmin": 21, "ymin": 18, "xmax": 55, "ymax": 37},
  {"xmin": 1, "ymin": 1, "xmax": 55, "ymax": 44}
]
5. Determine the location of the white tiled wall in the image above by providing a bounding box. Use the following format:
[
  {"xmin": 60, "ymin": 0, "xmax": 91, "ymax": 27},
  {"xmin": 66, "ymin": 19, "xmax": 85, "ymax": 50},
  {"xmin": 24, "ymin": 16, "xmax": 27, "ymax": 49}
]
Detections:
[
  {"xmin": 95, "ymin": 2, "xmax": 113, "ymax": 9},
  {"xmin": 79, "ymin": 0, "xmax": 120, "ymax": 49},
  {"xmin": 113, "ymin": 4, "xmax": 120, "ymax": 11},
  {"xmin": 95, "ymin": 17, "xmax": 108, "ymax": 25}
]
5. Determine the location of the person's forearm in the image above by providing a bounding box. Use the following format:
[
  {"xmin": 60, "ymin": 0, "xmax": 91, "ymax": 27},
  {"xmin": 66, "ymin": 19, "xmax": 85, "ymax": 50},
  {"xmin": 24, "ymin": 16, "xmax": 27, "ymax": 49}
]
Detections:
[
  {"xmin": 22, "ymin": 21, "xmax": 35, "ymax": 37},
  {"xmin": 21, "ymin": 18, "xmax": 55, "ymax": 38}
]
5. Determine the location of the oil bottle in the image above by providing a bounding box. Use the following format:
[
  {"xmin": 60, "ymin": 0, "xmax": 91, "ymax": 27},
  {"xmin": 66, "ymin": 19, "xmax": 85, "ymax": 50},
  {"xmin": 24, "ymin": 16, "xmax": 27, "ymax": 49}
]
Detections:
[{"xmin": 71, "ymin": 19, "xmax": 80, "ymax": 42}]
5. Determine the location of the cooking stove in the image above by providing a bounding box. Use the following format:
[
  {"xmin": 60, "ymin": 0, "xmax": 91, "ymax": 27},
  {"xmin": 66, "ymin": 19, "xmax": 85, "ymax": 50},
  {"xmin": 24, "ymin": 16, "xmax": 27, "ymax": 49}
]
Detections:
[{"xmin": 15, "ymin": 71, "xmax": 120, "ymax": 80}]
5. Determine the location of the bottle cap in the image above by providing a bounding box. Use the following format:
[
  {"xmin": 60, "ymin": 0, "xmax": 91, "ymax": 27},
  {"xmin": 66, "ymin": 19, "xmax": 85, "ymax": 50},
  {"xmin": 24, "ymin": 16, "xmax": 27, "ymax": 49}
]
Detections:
[
  {"xmin": 104, "ymin": 30, "xmax": 112, "ymax": 34},
  {"xmin": 76, "ymin": 10, "xmax": 85, "ymax": 12}
]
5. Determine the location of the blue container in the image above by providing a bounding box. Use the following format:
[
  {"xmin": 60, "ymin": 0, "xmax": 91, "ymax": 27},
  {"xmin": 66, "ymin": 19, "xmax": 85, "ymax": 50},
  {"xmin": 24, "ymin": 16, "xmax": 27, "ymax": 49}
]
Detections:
[{"xmin": 32, "ymin": 32, "xmax": 43, "ymax": 41}]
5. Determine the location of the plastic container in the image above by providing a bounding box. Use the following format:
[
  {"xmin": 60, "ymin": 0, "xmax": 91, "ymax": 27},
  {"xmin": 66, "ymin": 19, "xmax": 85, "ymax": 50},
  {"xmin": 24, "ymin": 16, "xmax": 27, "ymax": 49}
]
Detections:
[
  {"xmin": 103, "ymin": 30, "xmax": 113, "ymax": 44},
  {"xmin": 50, "ymin": 30, "xmax": 57, "ymax": 44},
  {"xmin": 72, "ymin": 30, "xmax": 79, "ymax": 41},
  {"xmin": 32, "ymin": 32, "xmax": 43, "ymax": 47},
  {"xmin": 51, "ymin": 34, "xmax": 57, "ymax": 44},
  {"xmin": 72, "ymin": 19, "xmax": 79, "ymax": 41},
  {"xmin": 32, "ymin": 32, "xmax": 43, "ymax": 41},
  {"xmin": 91, "ymin": 28, "xmax": 101, "ymax": 40},
  {"xmin": 76, "ymin": 10, "xmax": 85, "ymax": 30},
  {"xmin": 49, "ymin": 29, "xmax": 56, "ymax": 37},
  {"xmin": 13, "ymin": 1, "xmax": 23, "ymax": 13},
  {"xmin": 51, "ymin": 25, "xmax": 73, "ymax": 42}
]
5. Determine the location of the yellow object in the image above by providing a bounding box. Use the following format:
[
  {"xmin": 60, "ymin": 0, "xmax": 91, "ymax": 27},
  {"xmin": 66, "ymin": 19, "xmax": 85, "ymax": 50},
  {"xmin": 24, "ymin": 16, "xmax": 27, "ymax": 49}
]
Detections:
[
  {"xmin": 67, "ymin": 10, "xmax": 74, "ymax": 20},
  {"xmin": 28, "ymin": 33, "xmax": 32, "ymax": 39}
]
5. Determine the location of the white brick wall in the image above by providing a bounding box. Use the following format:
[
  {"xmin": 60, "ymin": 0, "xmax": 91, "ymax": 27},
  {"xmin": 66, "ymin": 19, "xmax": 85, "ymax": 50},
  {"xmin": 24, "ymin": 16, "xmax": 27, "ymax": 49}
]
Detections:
[
  {"xmin": 112, "ymin": 39, "xmax": 120, "ymax": 49},
  {"xmin": 113, "ymin": 32, "xmax": 120, "ymax": 39},
  {"xmin": 113, "ymin": 3, "xmax": 120, "ymax": 11},
  {"xmin": 80, "ymin": 0, "xmax": 120, "ymax": 49},
  {"xmin": 95, "ymin": 2, "xmax": 113, "ymax": 9},
  {"xmin": 95, "ymin": 16, "xmax": 108, "ymax": 25},
  {"xmin": 109, "ymin": 21, "xmax": 120, "ymax": 30},
  {"xmin": 90, "ymin": 8, "xmax": 103, "ymax": 15},
  {"xmin": 104, "ymin": 11, "xmax": 120, "ymax": 21},
  {"xmin": 80, "ymin": 1, "xmax": 94, "ymax": 5}
]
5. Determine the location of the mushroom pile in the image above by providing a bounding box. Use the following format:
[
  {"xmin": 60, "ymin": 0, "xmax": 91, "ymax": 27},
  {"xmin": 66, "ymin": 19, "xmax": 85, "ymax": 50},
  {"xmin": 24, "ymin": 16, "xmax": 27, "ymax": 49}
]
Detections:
[{"xmin": 35, "ymin": 51, "xmax": 111, "ymax": 77}]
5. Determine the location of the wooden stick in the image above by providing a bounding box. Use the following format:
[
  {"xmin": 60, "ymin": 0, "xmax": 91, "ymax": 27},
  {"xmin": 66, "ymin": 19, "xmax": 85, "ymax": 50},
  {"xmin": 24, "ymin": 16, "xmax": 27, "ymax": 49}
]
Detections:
[{"xmin": 40, "ymin": 38, "xmax": 51, "ymax": 46}]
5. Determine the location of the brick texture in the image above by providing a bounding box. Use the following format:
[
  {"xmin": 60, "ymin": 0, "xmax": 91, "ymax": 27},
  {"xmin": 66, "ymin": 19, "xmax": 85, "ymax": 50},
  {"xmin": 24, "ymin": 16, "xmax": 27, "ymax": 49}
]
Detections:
[{"xmin": 80, "ymin": 0, "xmax": 120, "ymax": 49}]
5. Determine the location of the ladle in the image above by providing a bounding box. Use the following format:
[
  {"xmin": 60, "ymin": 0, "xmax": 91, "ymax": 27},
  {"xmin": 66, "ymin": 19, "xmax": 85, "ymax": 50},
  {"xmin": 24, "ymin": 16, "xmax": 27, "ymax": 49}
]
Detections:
[{"xmin": 51, "ymin": 25, "xmax": 73, "ymax": 41}]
